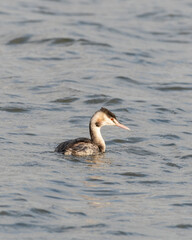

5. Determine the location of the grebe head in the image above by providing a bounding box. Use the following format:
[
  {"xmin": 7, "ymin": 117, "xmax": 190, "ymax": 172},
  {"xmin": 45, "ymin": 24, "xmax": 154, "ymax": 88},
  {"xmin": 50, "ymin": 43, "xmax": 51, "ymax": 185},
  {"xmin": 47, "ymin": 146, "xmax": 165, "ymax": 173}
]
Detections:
[{"xmin": 92, "ymin": 107, "xmax": 130, "ymax": 130}]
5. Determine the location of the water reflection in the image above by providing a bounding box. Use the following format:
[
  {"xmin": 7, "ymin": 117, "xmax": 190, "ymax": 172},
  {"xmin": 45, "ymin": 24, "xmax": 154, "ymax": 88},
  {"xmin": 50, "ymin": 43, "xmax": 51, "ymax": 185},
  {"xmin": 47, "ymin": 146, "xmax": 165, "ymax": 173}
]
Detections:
[
  {"xmin": 74, "ymin": 154, "xmax": 113, "ymax": 208},
  {"xmin": 63, "ymin": 153, "xmax": 112, "ymax": 167},
  {"xmin": 85, "ymin": 154, "xmax": 112, "ymax": 167},
  {"xmin": 81, "ymin": 194, "xmax": 111, "ymax": 208}
]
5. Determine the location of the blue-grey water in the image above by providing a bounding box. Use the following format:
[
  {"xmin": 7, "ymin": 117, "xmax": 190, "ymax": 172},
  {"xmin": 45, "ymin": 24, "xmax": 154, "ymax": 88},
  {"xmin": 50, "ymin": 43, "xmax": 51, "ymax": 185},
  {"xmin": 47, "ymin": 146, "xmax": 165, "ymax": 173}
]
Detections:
[{"xmin": 0, "ymin": 0, "xmax": 192, "ymax": 239}]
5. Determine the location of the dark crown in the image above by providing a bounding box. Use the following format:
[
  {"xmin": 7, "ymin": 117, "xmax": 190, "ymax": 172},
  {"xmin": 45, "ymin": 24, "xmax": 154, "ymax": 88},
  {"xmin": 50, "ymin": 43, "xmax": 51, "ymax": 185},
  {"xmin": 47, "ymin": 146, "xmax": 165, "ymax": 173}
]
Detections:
[{"xmin": 100, "ymin": 107, "xmax": 117, "ymax": 119}]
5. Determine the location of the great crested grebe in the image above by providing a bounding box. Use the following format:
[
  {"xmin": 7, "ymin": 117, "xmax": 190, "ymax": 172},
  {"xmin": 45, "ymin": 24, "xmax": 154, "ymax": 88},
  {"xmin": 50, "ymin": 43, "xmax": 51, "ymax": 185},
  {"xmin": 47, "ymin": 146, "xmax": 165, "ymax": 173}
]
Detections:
[{"xmin": 55, "ymin": 107, "xmax": 130, "ymax": 156}]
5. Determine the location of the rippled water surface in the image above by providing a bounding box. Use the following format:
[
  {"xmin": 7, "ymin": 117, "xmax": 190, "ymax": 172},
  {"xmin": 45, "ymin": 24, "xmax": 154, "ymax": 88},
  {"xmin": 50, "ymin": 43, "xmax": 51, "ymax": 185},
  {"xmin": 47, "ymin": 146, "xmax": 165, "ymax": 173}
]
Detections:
[{"xmin": 1, "ymin": 0, "xmax": 192, "ymax": 239}]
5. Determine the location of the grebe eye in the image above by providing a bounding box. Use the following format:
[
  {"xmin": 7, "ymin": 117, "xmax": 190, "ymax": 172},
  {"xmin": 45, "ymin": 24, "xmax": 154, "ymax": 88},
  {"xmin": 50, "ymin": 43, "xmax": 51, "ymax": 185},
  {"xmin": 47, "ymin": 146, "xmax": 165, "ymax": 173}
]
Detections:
[{"xmin": 111, "ymin": 118, "xmax": 114, "ymax": 122}]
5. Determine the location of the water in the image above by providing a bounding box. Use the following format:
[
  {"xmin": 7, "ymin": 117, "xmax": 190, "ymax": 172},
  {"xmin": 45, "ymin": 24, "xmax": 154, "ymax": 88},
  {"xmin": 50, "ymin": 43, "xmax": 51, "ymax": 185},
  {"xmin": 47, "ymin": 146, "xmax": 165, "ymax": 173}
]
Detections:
[{"xmin": 0, "ymin": 0, "xmax": 192, "ymax": 239}]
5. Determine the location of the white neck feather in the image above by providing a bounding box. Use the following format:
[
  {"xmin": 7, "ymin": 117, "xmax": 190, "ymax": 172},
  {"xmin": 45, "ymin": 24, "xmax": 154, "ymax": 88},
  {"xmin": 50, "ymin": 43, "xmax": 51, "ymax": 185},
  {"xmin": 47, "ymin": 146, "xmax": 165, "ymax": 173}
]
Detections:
[{"xmin": 89, "ymin": 112, "xmax": 106, "ymax": 152}]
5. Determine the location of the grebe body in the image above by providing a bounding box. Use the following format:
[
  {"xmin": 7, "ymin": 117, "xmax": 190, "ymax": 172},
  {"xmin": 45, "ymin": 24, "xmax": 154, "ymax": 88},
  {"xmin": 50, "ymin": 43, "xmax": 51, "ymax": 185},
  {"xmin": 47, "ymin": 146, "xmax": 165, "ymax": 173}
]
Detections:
[{"xmin": 55, "ymin": 107, "xmax": 130, "ymax": 156}]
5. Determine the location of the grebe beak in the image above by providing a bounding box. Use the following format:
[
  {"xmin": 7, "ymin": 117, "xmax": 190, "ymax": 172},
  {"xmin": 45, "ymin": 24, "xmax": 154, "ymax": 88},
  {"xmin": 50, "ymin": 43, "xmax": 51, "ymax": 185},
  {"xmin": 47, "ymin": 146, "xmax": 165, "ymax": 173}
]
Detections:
[{"xmin": 115, "ymin": 121, "xmax": 130, "ymax": 130}]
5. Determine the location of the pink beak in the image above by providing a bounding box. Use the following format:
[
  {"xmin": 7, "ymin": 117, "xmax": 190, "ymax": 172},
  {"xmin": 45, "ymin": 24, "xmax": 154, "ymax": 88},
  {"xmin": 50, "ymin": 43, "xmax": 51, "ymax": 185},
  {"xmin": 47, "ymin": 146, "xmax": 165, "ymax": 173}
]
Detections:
[{"xmin": 115, "ymin": 121, "xmax": 130, "ymax": 130}]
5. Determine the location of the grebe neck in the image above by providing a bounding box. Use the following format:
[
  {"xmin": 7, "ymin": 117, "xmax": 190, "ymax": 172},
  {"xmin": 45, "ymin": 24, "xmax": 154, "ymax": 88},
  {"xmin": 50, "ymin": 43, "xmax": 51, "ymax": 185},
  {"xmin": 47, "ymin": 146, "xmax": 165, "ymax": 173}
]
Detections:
[{"xmin": 89, "ymin": 122, "xmax": 105, "ymax": 152}]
